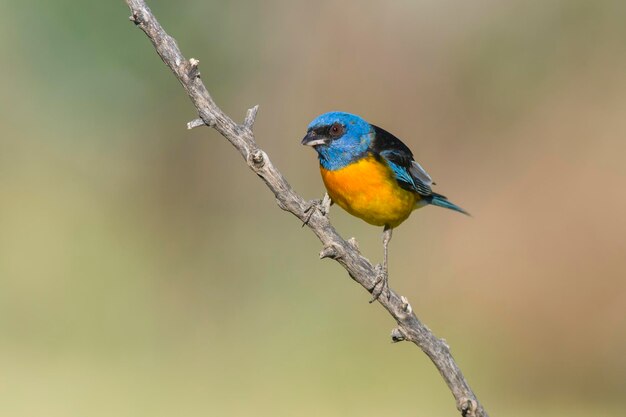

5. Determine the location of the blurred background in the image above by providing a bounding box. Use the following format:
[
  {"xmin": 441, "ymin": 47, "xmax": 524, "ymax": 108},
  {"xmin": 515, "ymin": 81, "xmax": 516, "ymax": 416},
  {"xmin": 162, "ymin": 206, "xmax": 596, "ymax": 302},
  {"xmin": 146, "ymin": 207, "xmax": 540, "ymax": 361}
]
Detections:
[{"xmin": 1, "ymin": 0, "xmax": 625, "ymax": 416}]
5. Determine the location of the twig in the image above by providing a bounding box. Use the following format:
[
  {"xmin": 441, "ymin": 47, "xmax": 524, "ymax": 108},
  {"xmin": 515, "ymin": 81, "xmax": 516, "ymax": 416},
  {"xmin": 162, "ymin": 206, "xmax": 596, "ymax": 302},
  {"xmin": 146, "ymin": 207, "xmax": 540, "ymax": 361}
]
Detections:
[{"xmin": 124, "ymin": 1, "xmax": 489, "ymax": 416}]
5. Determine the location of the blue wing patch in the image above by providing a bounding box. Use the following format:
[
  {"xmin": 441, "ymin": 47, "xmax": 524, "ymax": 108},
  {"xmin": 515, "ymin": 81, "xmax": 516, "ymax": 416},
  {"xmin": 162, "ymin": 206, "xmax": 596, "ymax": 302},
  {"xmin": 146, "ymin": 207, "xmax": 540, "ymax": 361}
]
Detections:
[
  {"xmin": 378, "ymin": 149, "xmax": 432, "ymax": 195},
  {"xmin": 379, "ymin": 151, "xmax": 416, "ymax": 186}
]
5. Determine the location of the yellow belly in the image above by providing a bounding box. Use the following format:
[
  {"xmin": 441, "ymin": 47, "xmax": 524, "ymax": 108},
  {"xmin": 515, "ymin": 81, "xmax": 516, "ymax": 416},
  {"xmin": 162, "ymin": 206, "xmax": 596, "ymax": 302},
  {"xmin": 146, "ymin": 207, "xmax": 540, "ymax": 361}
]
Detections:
[{"xmin": 320, "ymin": 155, "xmax": 420, "ymax": 228}]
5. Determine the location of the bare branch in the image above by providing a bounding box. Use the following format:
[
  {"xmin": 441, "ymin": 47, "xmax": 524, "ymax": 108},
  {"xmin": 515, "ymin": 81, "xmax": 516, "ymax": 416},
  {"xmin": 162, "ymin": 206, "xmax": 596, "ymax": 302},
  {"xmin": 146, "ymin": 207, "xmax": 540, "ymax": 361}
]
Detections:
[{"xmin": 124, "ymin": 1, "xmax": 489, "ymax": 416}]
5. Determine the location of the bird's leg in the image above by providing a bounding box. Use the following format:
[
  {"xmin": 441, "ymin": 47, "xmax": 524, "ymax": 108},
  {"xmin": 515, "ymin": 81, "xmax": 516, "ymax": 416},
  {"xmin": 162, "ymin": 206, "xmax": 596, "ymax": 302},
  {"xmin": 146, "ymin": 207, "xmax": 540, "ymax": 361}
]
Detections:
[
  {"xmin": 370, "ymin": 226, "xmax": 393, "ymax": 303},
  {"xmin": 303, "ymin": 192, "xmax": 332, "ymax": 226}
]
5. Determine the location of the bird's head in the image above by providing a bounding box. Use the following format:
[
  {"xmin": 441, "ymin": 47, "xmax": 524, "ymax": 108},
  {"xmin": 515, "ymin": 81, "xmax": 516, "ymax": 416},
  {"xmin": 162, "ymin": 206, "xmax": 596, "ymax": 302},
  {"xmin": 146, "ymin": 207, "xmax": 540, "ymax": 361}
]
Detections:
[{"xmin": 301, "ymin": 112, "xmax": 373, "ymax": 170}]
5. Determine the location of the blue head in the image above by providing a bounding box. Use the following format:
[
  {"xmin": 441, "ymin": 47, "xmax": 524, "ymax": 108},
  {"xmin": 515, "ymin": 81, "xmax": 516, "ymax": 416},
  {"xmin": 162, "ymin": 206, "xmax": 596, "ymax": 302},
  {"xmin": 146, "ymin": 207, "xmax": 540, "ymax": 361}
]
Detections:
[{"xmin": 301, "ymin": 112, "xmax": 374, "ymax": 170}]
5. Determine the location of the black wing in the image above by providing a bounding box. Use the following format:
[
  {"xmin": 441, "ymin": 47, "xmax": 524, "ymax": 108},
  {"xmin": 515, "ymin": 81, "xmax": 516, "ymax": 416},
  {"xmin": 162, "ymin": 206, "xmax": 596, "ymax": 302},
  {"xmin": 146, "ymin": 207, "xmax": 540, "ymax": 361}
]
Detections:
[{"xmin": 371, "ymin": 125, "xmax": 433, "ymax": 196}]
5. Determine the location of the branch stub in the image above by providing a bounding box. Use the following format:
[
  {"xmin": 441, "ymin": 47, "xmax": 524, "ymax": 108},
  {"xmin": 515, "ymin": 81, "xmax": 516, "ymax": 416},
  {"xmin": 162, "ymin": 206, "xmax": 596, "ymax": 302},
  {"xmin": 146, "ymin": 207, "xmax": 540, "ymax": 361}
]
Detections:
[
  {"xmin": 244, "ymin": 105, "xmax": 259, "ymax": 129},
  {"xmin": 347, "ymin": 237, "xmax": 359, "ymax": 251},
  {"xmin": 249, "ymin": 149, "xmax": 266, "ymax": 168},
  {"xmin": 319, "ymin": 245, "xmax": 340, "ymax": 260},
  {"xmin": 188, "ymin": 58, "xmax": 200, "ymax": 78},
  {"xmin": 460, "ymin": 398, "xmax": 478, "ymax": 417},
  {"xmin": 391, "ymin": 327, "xmax": 406, "ymax": 343},
  {"xmin": 129, "ymin": 12, "xmax": 142, "ymax": 25},
  {"xmin": 400, "ymin": 296, "xmax": 413, "ymax": 314}
]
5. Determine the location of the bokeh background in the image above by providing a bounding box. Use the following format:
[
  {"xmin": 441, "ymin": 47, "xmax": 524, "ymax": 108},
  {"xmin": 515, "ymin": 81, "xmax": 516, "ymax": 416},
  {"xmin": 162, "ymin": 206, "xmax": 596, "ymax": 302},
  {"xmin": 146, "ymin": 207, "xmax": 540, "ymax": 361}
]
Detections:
[{"xmin": 1, "ymin": 0, "xmax": 625, "ymax": 416}]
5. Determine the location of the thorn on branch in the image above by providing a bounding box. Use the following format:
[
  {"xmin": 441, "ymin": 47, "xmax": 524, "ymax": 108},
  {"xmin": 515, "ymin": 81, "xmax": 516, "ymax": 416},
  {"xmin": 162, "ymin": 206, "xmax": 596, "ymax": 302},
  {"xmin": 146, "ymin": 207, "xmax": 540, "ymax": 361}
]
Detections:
[
  {"xmin": 244, "ymin": 105, "xmax": 259, "ymax": 130},
  {"xmin": 187, "ymin": 113, "xmax": 216, "ymax": 129},
  {"xmin": 188, "ymin": 58, "xmax": 201, "ymax": 78},
  {"xmin": 400, "ymin": 296, "xmax": 413, "ymax": 314},
  {"xmin": 391, "ymin": 327, "xmax": 407, "ymax": 343},
  {"xmin": 347, "ymin": 237, "xmax": 359, "ymax": 251},
  {"xmin": 187, "ymin": 118, "xmax": 206, "ymax": 129},
  {"xmin": 440, "ymin": 337, "xmax": 451, "ymax": 352},
  {"xmin": 320, "ymin": 245, "xmax": 340, "ymax": 260}
]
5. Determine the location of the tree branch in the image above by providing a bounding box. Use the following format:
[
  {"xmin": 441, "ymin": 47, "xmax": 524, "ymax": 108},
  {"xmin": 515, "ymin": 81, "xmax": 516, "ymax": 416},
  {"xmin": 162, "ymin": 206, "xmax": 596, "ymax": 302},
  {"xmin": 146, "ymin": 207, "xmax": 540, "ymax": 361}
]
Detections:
[{"xmin": 124, "ymin": 2, "xmax": 489, "ymax": 416}]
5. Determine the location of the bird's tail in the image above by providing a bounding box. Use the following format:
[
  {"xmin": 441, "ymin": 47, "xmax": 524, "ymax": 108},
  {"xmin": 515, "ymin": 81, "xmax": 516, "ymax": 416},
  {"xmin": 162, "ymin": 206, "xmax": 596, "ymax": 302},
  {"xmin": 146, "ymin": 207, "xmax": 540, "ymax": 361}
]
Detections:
[{"xmin": 426, "ymin": 193, "xmax": 470, "ymax": 216}]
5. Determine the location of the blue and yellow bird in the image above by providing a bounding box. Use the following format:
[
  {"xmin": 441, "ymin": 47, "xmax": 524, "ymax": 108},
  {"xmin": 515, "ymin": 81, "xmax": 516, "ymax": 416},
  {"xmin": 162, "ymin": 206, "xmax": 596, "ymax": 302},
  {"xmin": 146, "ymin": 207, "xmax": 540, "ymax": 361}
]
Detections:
[{"xmin": 301, "ymin": 111, "xmax": 468, "ymax": 301}]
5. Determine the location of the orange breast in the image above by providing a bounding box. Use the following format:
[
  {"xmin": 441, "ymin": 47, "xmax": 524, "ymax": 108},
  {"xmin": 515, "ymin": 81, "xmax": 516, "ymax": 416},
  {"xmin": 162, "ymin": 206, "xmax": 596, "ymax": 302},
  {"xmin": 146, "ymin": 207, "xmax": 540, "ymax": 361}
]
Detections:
[{"xmin": 320, "ymin": 155, "xmax": 420, "ymax": 228}]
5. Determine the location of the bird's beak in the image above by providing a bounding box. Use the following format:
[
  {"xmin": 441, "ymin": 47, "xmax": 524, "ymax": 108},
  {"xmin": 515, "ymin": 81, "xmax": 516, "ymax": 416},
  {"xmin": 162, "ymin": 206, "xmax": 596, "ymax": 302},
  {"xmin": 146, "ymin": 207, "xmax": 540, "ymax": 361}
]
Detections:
[{"xmin": 301, "ymin": 131, "xmax": 327, "ymax": 147}]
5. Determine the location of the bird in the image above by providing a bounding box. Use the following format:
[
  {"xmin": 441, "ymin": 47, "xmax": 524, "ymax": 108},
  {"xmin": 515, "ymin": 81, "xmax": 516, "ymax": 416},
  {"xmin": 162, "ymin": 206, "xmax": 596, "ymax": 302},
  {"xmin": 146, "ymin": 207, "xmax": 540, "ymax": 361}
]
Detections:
[{"xmin": 301, "ymin": 111, "xmax": 468, "ymax": 302}]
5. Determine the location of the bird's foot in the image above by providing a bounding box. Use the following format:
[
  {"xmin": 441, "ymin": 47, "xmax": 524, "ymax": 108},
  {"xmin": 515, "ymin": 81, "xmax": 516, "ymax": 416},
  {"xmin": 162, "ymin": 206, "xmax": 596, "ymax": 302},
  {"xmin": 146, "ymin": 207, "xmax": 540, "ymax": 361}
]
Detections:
[
  {"xmin": 302, "ymin": 193, "xmax": 332, "ymax": 226},
  {"xmin": 369, "ymin": 264, "xmax": 390, "ymax": 303}
]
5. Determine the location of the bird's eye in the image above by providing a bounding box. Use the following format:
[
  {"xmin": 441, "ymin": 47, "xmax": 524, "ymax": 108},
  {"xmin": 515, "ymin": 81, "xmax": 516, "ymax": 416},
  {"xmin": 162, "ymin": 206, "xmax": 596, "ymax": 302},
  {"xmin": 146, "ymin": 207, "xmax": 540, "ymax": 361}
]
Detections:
[{"xmin": 329, "ymin": 123, "xmax": 344, "ymax": 138}]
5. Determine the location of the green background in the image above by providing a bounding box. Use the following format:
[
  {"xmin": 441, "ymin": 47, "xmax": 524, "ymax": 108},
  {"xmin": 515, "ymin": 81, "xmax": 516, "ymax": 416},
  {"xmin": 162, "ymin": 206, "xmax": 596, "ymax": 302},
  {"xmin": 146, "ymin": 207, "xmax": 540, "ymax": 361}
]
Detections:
[{"xmin": 1, "ymin": 1, "xmax": 625, "ymax": 416}]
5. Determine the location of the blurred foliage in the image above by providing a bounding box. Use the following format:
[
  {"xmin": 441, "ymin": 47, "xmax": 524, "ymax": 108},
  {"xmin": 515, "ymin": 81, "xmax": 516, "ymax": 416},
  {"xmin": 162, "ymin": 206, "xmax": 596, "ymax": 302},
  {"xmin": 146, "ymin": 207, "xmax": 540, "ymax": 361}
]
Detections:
[{"xmin": 1, "ymin": 0, "xmax": 625, "ymax": 416}]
